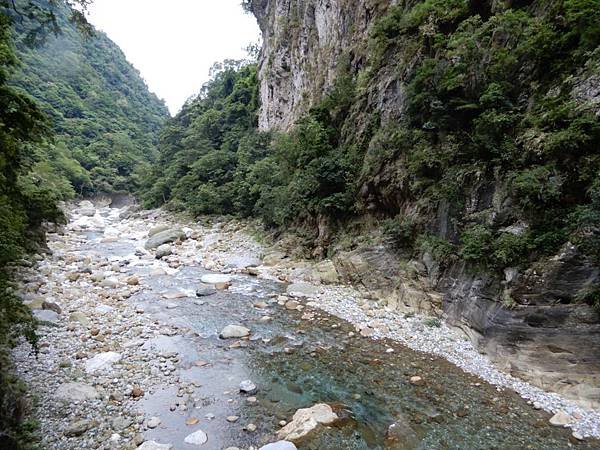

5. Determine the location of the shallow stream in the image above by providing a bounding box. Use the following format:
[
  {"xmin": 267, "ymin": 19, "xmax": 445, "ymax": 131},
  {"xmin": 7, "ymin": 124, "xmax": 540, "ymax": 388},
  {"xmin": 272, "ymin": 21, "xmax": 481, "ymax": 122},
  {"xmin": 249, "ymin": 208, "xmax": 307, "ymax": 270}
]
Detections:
[{"xmin": 75, "ymin": 216, "xmax": 597, "ymax": 450}]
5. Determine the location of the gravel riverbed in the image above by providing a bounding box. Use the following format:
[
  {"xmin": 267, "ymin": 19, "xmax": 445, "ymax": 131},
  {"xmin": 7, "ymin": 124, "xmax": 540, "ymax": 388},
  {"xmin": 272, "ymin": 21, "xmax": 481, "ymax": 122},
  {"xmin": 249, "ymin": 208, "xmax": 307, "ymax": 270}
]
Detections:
[{"xmin": 11, "ymin": 200, "xmax": 600, "ymax": 449}]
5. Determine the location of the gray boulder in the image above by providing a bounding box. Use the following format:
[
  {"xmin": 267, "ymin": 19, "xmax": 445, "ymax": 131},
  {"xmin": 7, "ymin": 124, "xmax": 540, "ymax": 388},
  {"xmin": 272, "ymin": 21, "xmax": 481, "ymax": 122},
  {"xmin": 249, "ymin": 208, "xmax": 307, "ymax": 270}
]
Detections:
[
  {"xmin": 155, "ymin": 244, "xmax": 173, "ymax": 259},
  {"xmin": 145, "ymin": 229, "xmax": 186, "ymax": 250},
  {"xmin": 34, "ymin": 310, "xmax": 59, "ymax": 324}
]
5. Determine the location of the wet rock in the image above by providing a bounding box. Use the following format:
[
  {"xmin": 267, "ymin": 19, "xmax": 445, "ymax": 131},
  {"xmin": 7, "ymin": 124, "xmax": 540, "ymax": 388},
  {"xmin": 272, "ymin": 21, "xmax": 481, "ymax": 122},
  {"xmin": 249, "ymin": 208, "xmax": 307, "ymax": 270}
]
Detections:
[
  {"xmin": 55, "ymin": 383, "xmax": 98, "ymax": 402},
  {"xmin": 259, "ymin": 442, "xmax": 297, "ymax": 450},
  {"xmin": 286, "ymin": 283, "xmax": 319, "ymax": 298},
  {"xmin": 277, "ymin": 403, "xmax": 339, "ymax": 442},
  {"xmin": 85, "ymin": 351, "xmax": 122, "ymax": 373},
  {"xmin": 147, "ymin": 417, "xmax": 161, "ymax": 429},
  {"xmin": 42, "ymin": 300, "xmax": 62, "ymax": 314},
  {"xmin": 410, "ymin": 376, "xmax": 425, "ymax": 386},
  {"xmin": 245, "ymin": 423, "xmax": 257, "ymax": 432},
  {"xmin": 34, "ymin": 310, "xmax": 59, "ymax": 324},
  {"xmin": 186, "ymin": 417, "xmax": 200, "ymax": 426},
  {"xmin": 226, "ymin": 415, "xmax": 239, "ymax": 423},
  {"xmin": 220, "ymin": 325, "xmax": 250, "ymax": 339},
  {"xmin": 201, "ymin": 274, "xmax": 232, "ymax": 285},
  {"xmin": 196, "ymin": 285, "xmax": 217, "ymax": 297},
  {"xmin": 138, "ymin": 441, "xmax": 173, "ymax": 450},
  {"xmin": 549, "ymin": 411, "xmax": 573, "ymax": 426},
  {"xmin": 184, "ymin": 429, "xmax": 208, "ymax": 446},
  {"xmin": 385, "ymin": 415, "xmax": 419, "ymax": 449},
  {"xmin": 240, "ymin": 380, "xmax": 258, "ymax": 395},
  {"xmin": 64, "ymin": 419, "xmax": 97, "ymax": 437},
  {"xmin": 145, "ymin": 229, "xmax": 187, "ymax": 250},
  {"xmin": 155, "ymin": 244, "xmax": 173, "ymax": 259}
]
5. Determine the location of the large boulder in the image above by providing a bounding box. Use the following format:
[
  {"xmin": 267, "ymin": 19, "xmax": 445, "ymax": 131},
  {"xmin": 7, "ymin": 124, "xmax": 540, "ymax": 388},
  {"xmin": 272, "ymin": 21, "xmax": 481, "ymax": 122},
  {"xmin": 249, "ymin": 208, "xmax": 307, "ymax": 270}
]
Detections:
[
  {"xmin": 219, "ymin": 325, "xmax": 250, "ymax": 339},
  {"xmin": 145, "ymin": 229, "xmax": 187, "ymax": 250},
  {"xmin": 311, "ymin": 260, "xmax": 339, "ymax": 284},
  {"xmin": 277, "ymin": 404, "xmax": 339, "ymax": 442}
]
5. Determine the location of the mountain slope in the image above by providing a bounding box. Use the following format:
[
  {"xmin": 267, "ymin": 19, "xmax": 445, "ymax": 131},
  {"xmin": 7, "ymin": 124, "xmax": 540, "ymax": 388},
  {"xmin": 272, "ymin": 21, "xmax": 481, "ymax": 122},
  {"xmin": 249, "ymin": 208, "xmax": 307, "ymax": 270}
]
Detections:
[{"xmin": 8, "ymin": 0, "xmax": 169, "ymax": 193}]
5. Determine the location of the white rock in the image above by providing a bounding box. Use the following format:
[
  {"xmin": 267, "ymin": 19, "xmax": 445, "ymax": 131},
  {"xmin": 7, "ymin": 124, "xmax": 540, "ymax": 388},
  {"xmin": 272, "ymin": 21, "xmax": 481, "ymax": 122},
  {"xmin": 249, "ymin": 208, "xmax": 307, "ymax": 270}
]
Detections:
[
  {"xmin": 259, "ymin": 441, "xmax": 298, "ymax": 450},
  {"xmin": 219, "ymin": 325, "xmax": 250, "ymax": 339},
  {"xmin": 55, "ymin": 383, "xmax": 98, "ymax": 402},
  {"xmin": 277, "ymin": 404, "xmax": 339, "ymax": 442},
  {"xmin": 184, "ymin": 429, "xmax": 208, "ymax": 446},
  {"xmin": 201, "ymin": 274, "xmax": 232, "ymax": 285},
  {"xmin": 239, "ymin": 380, "xmax": 258, "ymax": 394},
  {"xmin": 85, "ymin": 352, "xmax": 122, "ymax": 374},
  {"xmin": 34, "ymin": 310, "xmax": 60, "ymax": 323},
  {"xmin": 549, "ymin": 411, "xmax": 573, "ymax": 427}
]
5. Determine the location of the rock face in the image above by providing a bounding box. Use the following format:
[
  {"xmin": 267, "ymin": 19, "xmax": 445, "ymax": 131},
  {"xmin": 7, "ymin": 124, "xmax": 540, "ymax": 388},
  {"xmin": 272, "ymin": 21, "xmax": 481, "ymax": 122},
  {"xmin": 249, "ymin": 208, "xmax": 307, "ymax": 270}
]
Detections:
[
  {"xmin": 443, "ymin": 244, "xmax": 600, "ymax": 408},
  {"xmin": 144, "ymin": 229, "xmax": 186, "ymax": 250},
  {"xmin": 277, "ymin": 403, "xmax": 339, "ymax": 442},
  {"xmin": 250, "ymin": 0, "xmax": 396, "ymax": 131}
]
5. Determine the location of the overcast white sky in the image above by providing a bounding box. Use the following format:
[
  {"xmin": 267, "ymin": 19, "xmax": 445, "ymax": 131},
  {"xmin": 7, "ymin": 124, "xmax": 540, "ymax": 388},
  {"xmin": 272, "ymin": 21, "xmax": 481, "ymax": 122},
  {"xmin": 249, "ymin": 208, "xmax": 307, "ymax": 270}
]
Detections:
[{"xmin": 88, "ymin": 0, "xmax": 261, "ymax": 115}]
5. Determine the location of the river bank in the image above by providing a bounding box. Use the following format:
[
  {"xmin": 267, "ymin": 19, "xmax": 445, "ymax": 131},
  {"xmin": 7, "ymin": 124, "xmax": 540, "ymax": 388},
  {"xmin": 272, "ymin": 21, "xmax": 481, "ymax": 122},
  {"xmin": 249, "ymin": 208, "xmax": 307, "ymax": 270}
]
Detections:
[{"xmin": 11, "ymin": 200, "xmax": 600, "ymax": 449}]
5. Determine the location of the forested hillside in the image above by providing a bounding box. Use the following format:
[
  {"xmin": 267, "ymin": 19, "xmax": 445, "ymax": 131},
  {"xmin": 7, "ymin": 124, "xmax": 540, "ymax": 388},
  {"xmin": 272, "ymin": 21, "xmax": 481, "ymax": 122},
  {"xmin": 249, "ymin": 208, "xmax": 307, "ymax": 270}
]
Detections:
[
  {"xmin": 9, "ymin": 0, "xmax": 169, "ymax": 195},
  {"xmin": 0, "ymin": 2, "xmax": 167, "ymax": 445}
]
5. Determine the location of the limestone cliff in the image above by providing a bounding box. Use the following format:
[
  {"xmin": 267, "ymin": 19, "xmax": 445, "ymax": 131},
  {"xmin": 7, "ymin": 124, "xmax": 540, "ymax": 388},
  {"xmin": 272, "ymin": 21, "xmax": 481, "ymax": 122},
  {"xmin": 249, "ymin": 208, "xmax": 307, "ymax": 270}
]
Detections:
[
  {"xmin": 250, "ymin": 0, "xmax": 401, "ymax": 130},
  {"xmin": 250, "ymin": 0, "xmax": 600, "ymax": 408}
]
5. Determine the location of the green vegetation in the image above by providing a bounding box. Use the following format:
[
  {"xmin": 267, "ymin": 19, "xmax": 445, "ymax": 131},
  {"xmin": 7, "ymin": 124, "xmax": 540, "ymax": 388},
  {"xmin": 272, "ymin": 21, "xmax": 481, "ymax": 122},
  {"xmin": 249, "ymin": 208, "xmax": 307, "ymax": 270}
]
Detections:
[
  {"xmin": 0, "ymin": 1, "xmax": 167, "ymax": 446},
  {"xmin": 146, "ymin": 0, "xmax": 599, "ymax": 285},
  {"xmin": 8, "ymin": 0, "xmax": 168, "ymax": 194}
]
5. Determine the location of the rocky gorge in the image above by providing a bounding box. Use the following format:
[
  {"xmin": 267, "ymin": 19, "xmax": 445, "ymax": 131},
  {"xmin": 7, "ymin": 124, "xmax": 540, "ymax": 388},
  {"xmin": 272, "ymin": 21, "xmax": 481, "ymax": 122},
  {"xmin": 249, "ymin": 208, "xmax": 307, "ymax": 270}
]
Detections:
[
  {"xmin": 246, "ymin": 0, "xmax": 600, "ymax": 410},
  {"xmin": 9, "ymin": 199, "xmax": 600, "ymax": 448}
]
